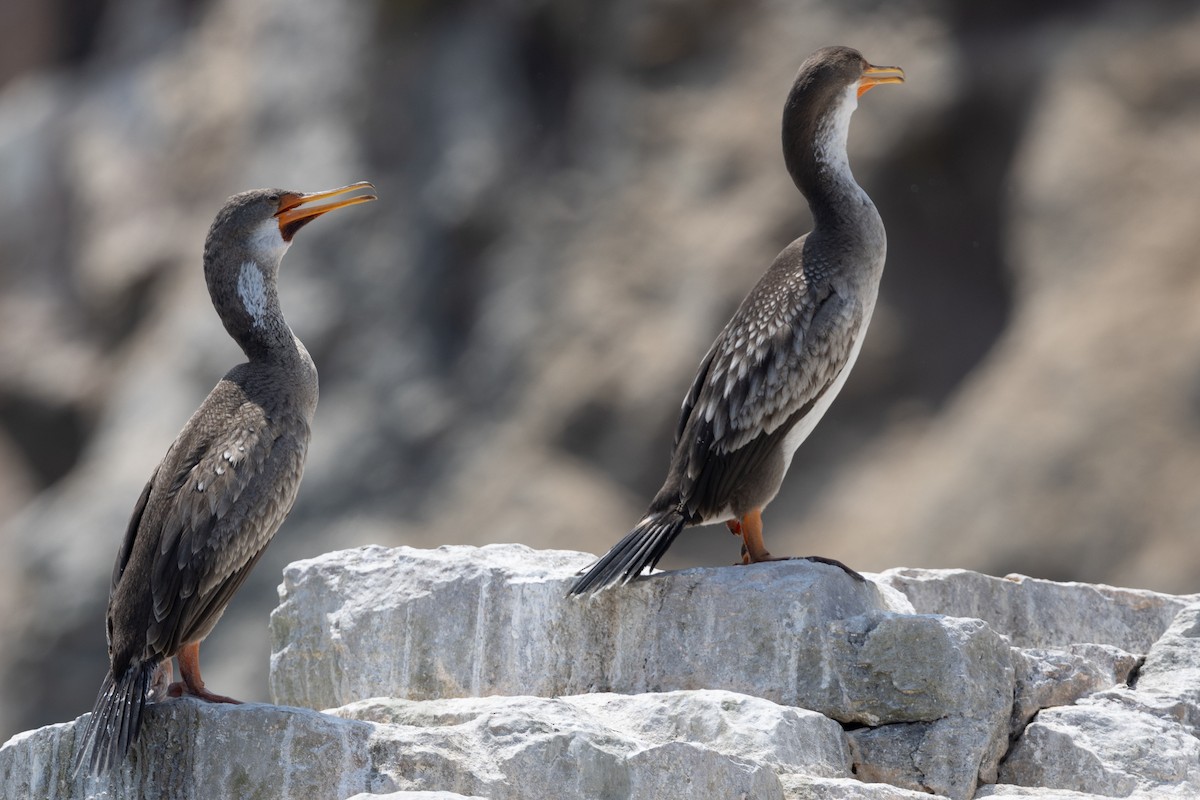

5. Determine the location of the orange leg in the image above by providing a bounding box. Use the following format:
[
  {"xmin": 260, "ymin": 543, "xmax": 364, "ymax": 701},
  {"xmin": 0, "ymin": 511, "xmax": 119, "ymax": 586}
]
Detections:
[
  {"xmin": 725, "ymin": 519, "xmax": 742, "ymax": 536},
  {"xmin": 737, "ymin": 508, "xmax": 786, "ymax": 564},
  {"xmin": 167, "ymin": 641, "xmax": 242, "ymax": 704},
  {"xmin": 733, "ymin": 508, "xmax": 866, "ymax": 580}
]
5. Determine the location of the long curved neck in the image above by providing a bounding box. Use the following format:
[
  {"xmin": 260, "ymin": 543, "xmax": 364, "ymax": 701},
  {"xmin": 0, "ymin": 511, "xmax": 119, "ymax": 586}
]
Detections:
[
  {"xmin": 206, "ymin": 253, "xmax": 305, "ymax": 366},
  {"xmin": 230, "ymin": 261, "xmax": 302, "ymax": 362},
  {"xmin": 782, "ymin": 84, "xmax": 872, "ymax": 231},
  {"xmin": 202, "ymin": 213, "xmax": 310, "ymax": 366}
]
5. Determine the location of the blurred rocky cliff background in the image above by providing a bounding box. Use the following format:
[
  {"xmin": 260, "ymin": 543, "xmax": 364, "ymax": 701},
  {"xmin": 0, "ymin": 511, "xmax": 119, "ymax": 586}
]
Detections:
[{"xmin": 1, "ymin": 0, "xmax": 1198, "ymax": 744}]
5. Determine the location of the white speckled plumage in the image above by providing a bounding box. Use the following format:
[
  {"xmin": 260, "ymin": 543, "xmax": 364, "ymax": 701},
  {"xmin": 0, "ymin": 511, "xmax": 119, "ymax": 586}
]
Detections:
[{"xmin": 571, "ymin": 46, "xmax": 902, "ymax": 595}]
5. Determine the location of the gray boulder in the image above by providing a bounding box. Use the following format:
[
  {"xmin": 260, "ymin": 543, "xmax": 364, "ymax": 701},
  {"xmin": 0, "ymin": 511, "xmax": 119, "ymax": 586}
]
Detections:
[
  {"xmin": 1009, "ymin": 644, "xmax": 1139, "ymax": 738},
  {"xmin": 996, "ymin": 603, "xmax": 1200, "ymax": 797},
  {"xmin": 1128, "ymin": 602, "xmax": 1200, "ymax": 734},
  {"xmin": 268, "ymin": 543, "xmax": 917, "ymax": 712},
  {"xmin": 270, "ymin": 545, "xmax": 1012, "ymax": 798},
  {"xmin": 6, "ymin": 549, "xmax": 1200, "ymax": 799},
  {"xmin": 999, "ymin": 699, "xmax": 1200, "ymax": 797},
  {"xmin": 345, "ymin": 794, "xmax": 486, "ymax": 800},
  {"xmin": 0, "ymin": 689, "xmax": 851, "ymax": 800},
  {"xmin": 334, "ymin": 690, "xmax": 851, "ymax": 781},
  {"xmin": 877, "ymin": 568, "xmax": 1199, "ymax": 651},
  {"xmin": 0, "ymin": 702, "xmax": 379, "ymax": 800}
]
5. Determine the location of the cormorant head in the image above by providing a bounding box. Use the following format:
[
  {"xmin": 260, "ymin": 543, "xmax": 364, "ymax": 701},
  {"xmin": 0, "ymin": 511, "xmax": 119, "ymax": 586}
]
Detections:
[
  {"xmin": 206, "ymin": 182, "xmax": 377, "ymax": 267},
  {"xmin": 201, "ymin": 183, "xmax": 376, "ymax": 353},
  {"xmin": 791, "ymin": 46, "xmax": 905, "ymax": 110},
  {"xmin": 782, "ymin": 47, "xmax": 904, "ymax": 198}
]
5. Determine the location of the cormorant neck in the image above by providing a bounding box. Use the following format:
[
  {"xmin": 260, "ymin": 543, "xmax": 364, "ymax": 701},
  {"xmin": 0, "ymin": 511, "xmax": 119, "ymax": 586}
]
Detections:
[
  {"xmin": 202, "ymin": 215, "xmax": 308, "ymax": 365},
  {"xmin": 782, "ymin": 83, "xmax": 871, "ymax": 230},
  {"xmin": 230, "ymin": 260, "xmax": 302, "ymax": 363}
]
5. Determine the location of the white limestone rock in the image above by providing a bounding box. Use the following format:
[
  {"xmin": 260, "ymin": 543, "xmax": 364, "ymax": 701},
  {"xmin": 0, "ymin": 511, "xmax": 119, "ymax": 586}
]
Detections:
[
  {"xmin": 996, "ymin": 603, "xmax": 1200, "ymax": 798},
  {"xmin": 9, "ymin": 549, "xmax": 1200, "ymax": 799},
  {"xmin": 781, "ymin": 775, "xmax": 938, "ymax": 799},
  {"xmin": 345, "ymin": 794, "xmax": 486, "ymax": 800},
  {"xmin": 1126, "ymin": 602, "xmax": 1200, "ymax": 733},
  {"xmin": 1010, "ymin": 644, "xmax": 1139, "ymax": 737},
  {"xmin": 849, "ymin": 716, "xmax": 1003, "ymax": 799},
  {"xmin": 837, "ymin": 613, "xmax": 1014, "ymax": 797},
  {"xmin": 828, "ymin": 613, "xmax": 1013, "ymax": 726},
  {"xmin": 975, "ymin": 786, "xmax": 1117, "ymax": 798},
  {"xmin": 878, "ymin": 568, "xmax": 1199, "ymax": 651},
  {"xmin": 269, "ymin": 544, "xmax": 917, "ymax": 714},
  {"xmin": 271, "ymin": 545, "xmax": 1012, "ymax": 800},
  {"xmin": 337, "ymin": 691, "xmax": 807, "ymax": 799},
  {"xmin": 998, "ymin": 698, "xmax": 1200, "ymax": 797},
  {"xmin": 333, "ymin": 690, "xmax": 852, "ymax": 781},
  {"xmin": 0, "ymin": 690, "xmax": 852, "ymax": 800},
  {"xmin": 0, "ymin": 701, "xmax": 380, "ymax": 800}
]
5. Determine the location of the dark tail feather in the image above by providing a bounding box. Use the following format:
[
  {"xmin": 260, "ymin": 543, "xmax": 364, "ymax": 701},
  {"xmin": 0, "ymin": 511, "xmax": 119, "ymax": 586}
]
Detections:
[
  {"xmin": 73, "ymin": 661, "xmax": 155, "ymax": 777},
  {"xmin": 569, "ymin": 510, "xmax": 687, "ymax": 595}
]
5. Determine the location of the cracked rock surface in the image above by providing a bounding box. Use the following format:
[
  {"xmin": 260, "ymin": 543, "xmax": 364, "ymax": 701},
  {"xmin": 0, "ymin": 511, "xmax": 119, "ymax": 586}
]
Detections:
[{"xmin": 4, "ymin": 550, "xmax": 1200, "ymax": 799}]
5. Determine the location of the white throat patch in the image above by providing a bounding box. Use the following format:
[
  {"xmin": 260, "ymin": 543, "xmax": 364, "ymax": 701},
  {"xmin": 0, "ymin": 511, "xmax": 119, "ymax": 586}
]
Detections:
[
  {"xmin": 813, "ymin": 83, "xmax": 872, "ymax": 207},
  {"xmin": 247, "ymin": 217, "xmax": 291, "ymax": 264},
  {"xmin": 236, "ymin": 218, "xmax": 290, "ymax": 329},
  {"xmin": 237, "ymin": 261, "xmax": 269, "ymax": 328},
  {"xmin": 814, "ymin": 84, "xmax": 858, "ymax": 177}
]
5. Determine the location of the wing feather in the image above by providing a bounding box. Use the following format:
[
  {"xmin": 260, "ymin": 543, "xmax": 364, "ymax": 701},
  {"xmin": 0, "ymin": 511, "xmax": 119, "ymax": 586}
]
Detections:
[
  {"xmin": 696, "ymin": 285, "xmax": 861, "ymax": 459},
  {"xmin": 145, "ymin": 401, "xmax": 308, "ymax": 654},
  {"xmin": 111, "ymin": 476, "xmax": 155, "ymax": 594},
  {"xmin": 666, "ymin": 251, "xmax": 864, "ymax": 520},
  {"xmin": 675, "ymin": 341, "xmax": 720, "ymax": 448}
]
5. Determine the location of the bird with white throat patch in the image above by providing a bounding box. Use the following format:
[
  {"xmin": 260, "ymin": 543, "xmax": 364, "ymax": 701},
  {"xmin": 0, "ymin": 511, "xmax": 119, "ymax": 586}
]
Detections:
[
  {"xmin": 73, "ymin": 182, "xmax": 376, "ymax": 776},
  {"xmin": 570, "ymin": 46, "xmax": 904, "ymax": 595}
]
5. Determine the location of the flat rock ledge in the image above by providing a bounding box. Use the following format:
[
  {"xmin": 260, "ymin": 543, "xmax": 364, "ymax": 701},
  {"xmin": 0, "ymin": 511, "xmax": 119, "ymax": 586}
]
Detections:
[{"xmin": 3, "ymin": 545, "xmax": 1199, "ymax": 799}]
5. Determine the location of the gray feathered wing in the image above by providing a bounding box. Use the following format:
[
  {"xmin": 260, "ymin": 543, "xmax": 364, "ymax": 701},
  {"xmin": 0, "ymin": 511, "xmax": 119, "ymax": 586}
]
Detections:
[
  {"xmin": 570, "ymin": 250, "xmax": 868, "ymax": 595},
  {"xmin": 667, "ymin": 276, "xmax": 863, "ymax": 521},
  {"xmin": 115, "ymin": 400, "xmax": 308, "ymax": 659},
  {"xmin": 81, "ymin": 399, "xmax": 307, "ymax": 776}
]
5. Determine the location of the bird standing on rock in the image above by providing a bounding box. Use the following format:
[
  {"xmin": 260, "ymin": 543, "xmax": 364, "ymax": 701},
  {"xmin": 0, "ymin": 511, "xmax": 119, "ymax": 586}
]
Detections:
[
  {"xmin": 74, "ymin": 182, "xmax": 376, "ymax": 776},
  {"xmin": 570, "ymin": 46, "xmax": 904, "ymax": 595}
]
